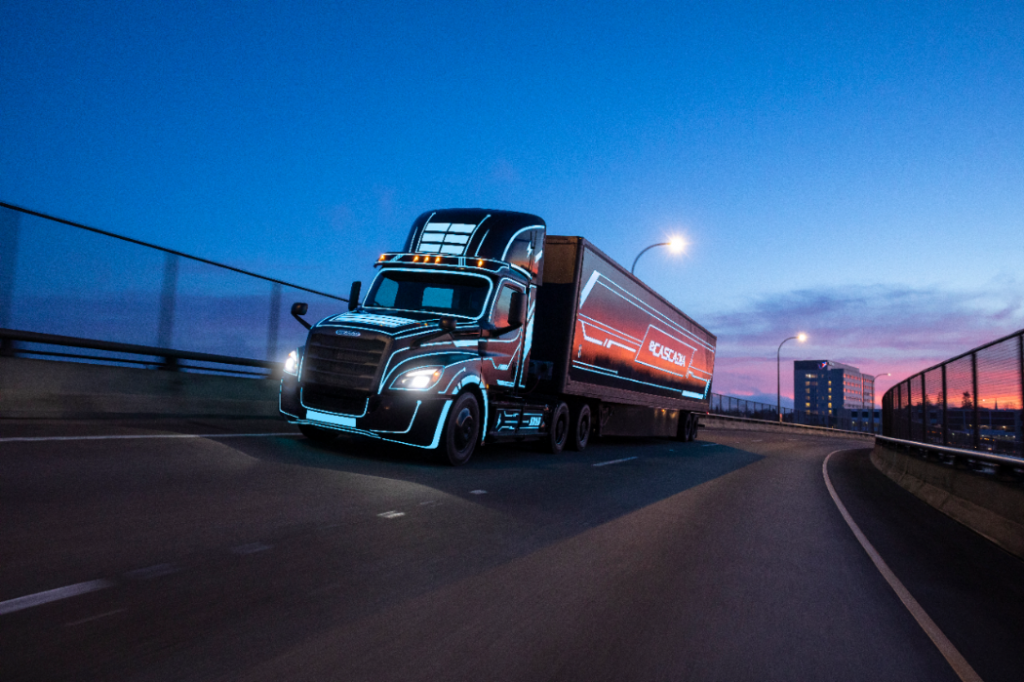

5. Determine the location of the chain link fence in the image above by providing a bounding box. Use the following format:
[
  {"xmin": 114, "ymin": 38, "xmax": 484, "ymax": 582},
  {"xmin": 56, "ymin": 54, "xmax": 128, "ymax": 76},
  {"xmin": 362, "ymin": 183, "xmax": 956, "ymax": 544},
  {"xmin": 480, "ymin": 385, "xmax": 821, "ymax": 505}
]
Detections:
[
  {"xmin": 882, "ymin": 330, "xmax": 1024, "ymax": 458},
  {"xmin": 710, "ymin": 393, "xmax": 792, "ymax": 422}
]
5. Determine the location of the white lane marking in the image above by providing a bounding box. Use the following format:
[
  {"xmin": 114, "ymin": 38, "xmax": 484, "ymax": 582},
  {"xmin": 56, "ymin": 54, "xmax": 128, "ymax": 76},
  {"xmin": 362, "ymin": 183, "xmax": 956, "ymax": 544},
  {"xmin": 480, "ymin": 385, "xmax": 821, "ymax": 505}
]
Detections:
[
  {"xmin": 470, "ymin": 490, "xmax": 487, "ymax": 495},
  {"xmin": 0, "ymin": 432, "xmax": 302, "ymax": 443},
  {"xmin": 378, "ymin": 511, "xmax": 405, "ymax": 519},
  {"xmin": 701, "ymin": 443, "xmax": 717, "ymax": 447},
  {"xmin": 593, "ymin": 456, "xmax": 637, "ymax": 467},
  {"xmin": 65, "ymin": 608, "xmax": 125, "ymax": 627},
  {"xmin": 123, "ymin": 564, "xmax": 178, "ymax": 580},
  {"xmin": 231, "ymin": 543, "xmax": 272, "ymax": 555},
  {"xmin": 822, "ymin": 450, "xmax": 984, "ymax": 682},
  {"xmin": 0, "ymin": 579, "xmax": 114, "ymax": 615}
]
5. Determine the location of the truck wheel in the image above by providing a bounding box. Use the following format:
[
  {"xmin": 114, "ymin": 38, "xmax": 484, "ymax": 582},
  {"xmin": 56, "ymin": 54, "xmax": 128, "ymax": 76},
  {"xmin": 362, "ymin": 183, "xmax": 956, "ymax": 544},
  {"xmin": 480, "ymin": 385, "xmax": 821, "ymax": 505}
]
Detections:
[
  {"xmin": 299, "ymin": 423, "xmax": 338, "ymax": 444},
  {"xmin": 568, "ymin": 403, "xmax": 591, "ymax": 451},
  {"xmin": 442, "ymin": 392, "xmax": 480, "ymax": 466},
  {"xmin": 677, "ymin": 412, "xmax": 696, "ymax": 442},
  {"xmin": 685, "ymin": 413, "xmax": 699, "ymax": 441},
  {"xmin": 547, "ymin": 402, "xmax": 570, "ymax": 454}
]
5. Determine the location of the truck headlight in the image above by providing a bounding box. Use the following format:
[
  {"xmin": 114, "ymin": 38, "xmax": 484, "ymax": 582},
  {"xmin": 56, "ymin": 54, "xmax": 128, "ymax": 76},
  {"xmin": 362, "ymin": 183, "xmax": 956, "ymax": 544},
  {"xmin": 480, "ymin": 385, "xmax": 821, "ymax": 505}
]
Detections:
[
  {"xmin": 284, "ymin": 349, "xmax": 300, "ymax": 376},
  {"xmin": 392, "ymin": 366, "xmax": 443, "ymax": 390}
]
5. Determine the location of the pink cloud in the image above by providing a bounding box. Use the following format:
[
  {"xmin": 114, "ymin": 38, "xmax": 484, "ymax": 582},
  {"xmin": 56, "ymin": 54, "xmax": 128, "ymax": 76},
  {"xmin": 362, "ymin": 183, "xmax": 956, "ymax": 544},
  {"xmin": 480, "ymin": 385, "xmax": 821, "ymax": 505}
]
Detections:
[{"xmin": 706, "ymin": 284, "xmax": 1024, "ymax": 407}]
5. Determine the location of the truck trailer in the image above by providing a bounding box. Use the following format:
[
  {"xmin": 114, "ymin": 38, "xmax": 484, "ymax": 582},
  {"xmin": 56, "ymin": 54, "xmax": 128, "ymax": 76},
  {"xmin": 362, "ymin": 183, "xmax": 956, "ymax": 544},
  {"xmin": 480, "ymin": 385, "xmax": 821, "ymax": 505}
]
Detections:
[{"xmin": 280, "ymin": 209, "xmax": 717, "ymax": 465}]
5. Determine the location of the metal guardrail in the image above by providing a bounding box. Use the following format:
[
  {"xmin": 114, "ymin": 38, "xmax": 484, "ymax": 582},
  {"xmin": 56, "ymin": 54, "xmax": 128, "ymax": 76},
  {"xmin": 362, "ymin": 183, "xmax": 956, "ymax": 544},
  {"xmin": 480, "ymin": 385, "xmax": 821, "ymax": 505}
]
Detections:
[
  {"xmin": 882, "ymin": 329, "xmax": 1024, "ymax": 459},
  {"xmin": 0, "ymin": 328, "xmax": 278, "ymax": 377},
  {"xmin": 876, "ymin": 434, "xmax": 1024, "ymax": 484}
]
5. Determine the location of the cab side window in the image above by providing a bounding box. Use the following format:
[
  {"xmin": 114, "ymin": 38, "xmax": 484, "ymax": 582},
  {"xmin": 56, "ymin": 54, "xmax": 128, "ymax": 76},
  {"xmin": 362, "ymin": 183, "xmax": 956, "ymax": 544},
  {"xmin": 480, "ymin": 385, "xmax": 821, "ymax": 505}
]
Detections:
[{"xmin": 491, "ymin": 284, "xmax": 518, "ymax": 326}]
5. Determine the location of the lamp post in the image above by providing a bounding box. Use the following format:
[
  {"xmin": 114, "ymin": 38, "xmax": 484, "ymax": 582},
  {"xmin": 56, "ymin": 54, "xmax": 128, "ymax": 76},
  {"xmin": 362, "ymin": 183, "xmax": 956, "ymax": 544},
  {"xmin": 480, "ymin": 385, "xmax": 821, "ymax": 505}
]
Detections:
[
  {"xmin": 869, "ymin": 372, "xmax": 891, "ymax": 433},
  {"xmin": 777, "ymin": 333, "xmax": 807, "ymax": 422},
  {"xmin": 631, "ymin": 237, "xmax": 685, "ymax": 275}
]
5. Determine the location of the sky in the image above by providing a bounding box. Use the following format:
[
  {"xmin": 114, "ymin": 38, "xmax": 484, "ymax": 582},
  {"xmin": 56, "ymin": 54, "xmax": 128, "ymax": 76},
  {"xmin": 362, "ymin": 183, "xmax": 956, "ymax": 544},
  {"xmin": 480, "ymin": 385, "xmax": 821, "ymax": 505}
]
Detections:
[{"xmin": 2, "ymin": 0, "xmax": 1022, "ymax": 407}]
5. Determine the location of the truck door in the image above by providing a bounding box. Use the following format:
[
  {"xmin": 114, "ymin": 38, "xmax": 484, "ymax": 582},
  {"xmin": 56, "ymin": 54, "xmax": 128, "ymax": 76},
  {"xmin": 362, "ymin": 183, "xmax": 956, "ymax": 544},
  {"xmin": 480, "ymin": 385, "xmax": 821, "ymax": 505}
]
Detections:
[{"xmin": 480, "ymin": 281, "xmax": 525, "ymax": 391}]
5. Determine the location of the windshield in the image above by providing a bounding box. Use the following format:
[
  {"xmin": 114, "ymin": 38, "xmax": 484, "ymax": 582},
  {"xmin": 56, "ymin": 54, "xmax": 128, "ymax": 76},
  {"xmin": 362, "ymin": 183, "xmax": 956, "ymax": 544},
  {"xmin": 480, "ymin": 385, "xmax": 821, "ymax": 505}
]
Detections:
[{"xmin": 364, "ymin": 270, "xmax": 491, "ymax": 318}]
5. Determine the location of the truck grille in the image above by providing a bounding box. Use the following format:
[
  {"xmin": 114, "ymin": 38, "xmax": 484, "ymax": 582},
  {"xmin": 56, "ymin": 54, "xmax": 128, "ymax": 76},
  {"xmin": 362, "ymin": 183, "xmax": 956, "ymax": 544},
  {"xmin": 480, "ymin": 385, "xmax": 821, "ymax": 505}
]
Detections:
[
  {"xmin": 302, "ymin": 330, "xmax": 389, "ymax": 394},
  {"xmin": 301, "ymin": 388, "xmax": 368, "ymax": 416}
]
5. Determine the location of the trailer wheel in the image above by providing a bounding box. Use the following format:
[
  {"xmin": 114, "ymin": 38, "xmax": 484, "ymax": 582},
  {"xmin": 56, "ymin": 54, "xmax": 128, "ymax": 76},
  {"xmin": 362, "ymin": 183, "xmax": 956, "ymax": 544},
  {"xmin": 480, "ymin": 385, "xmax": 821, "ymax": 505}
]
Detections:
[
  {"xmin": 299, "ymin": 423, "xmax": 338, "ymax": 444},
  {"xmin": 677, "ymin": 411, "xmax": 698, "ymax": 442},
  {"xmin": 441, "ymin": 392, "xmax": 480, "ymax": 466},
  {"xmin": 547, "ymin": 402, "xmax": 570, "ymax": 454},
  {"xmin": 568, "ymin": 403, "xmax": 591, "ymax": 451},
  {"xmin": 685, "ymin": 413, "xmax": 699, "ymax": 441}
]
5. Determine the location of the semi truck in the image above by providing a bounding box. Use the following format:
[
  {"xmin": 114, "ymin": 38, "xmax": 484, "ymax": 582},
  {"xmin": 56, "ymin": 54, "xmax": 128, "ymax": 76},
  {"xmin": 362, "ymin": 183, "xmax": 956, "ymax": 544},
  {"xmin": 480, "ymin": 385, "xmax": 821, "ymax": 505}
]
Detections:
[{"xmin": 280, "ymin": 209, "xmax": 717, "ymax": 465}]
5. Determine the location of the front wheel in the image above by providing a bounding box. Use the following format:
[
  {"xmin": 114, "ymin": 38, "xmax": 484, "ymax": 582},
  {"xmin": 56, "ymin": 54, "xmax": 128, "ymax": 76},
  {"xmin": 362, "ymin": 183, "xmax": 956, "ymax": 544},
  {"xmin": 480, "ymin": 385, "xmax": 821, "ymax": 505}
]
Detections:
[{"xmin": 441, "ymin": 392, "xmax": 480, "ymax": 466}]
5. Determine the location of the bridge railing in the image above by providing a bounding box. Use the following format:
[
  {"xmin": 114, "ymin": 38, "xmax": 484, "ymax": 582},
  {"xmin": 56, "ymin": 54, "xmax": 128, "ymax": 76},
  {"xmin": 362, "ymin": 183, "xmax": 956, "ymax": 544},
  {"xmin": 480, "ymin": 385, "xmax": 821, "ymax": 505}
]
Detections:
[
  {"xmin": 0, "ymin": 202, "xmax": 347, "ymax": 373},
  {"xmin": 882, "ymin": 329, "xmax": 1024, "ymax": 459}
]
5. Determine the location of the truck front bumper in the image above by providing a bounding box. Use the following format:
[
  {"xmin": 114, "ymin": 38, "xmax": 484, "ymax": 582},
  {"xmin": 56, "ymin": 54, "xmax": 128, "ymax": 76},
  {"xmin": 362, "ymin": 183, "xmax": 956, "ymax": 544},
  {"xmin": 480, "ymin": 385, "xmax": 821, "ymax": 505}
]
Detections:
[{"xmin": 280, "ymin": 375, "xmax": 450, "ymax": 449}]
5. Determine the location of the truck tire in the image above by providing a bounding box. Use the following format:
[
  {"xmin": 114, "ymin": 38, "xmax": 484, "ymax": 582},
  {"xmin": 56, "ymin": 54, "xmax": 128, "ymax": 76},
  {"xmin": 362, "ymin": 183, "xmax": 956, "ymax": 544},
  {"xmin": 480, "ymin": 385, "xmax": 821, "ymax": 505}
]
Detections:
[
  {"xmin": 568, "ymin": 403, "xmax": 591, "ymax": 451},
  {"xmin": 686, "ymin": 413, "xmax": 699, "ymax": 441},
  {"xmin": 299, "ymin": 423, "xmax": 338, "ymax": 444},
  {"xmin": 441, "ymin": 392, "xmax": 480, "ymax": 466},
  {"xmin": 677, "ymin": 412, "xmax": 698, "ymax": 442},
  {"xmin": 547, "ymin": 402, "xmax": 570, "ymax": 454}
]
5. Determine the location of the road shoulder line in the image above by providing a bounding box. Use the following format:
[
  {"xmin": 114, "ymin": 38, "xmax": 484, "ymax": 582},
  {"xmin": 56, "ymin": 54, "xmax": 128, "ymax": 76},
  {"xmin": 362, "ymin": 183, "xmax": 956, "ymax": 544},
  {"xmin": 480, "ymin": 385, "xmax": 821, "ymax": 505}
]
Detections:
[{"xmin": 823, "ymin": 449, "xmax": 984, "ymax": 682}]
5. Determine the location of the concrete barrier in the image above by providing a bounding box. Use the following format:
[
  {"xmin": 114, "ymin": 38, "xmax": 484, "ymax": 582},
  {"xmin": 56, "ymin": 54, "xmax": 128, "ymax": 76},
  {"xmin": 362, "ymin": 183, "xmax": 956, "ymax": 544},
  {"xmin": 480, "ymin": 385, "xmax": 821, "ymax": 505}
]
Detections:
[
  {"xmin": 0, "ymin": 357, "xmax": 281, "ymax": 419},
  {"xmin": 699, "ymin": 413, "xmax": 876, "ymax": 441},
  {"xmin": 871, "ymin": 441, "xmax": 1024, "ymax": 560}
]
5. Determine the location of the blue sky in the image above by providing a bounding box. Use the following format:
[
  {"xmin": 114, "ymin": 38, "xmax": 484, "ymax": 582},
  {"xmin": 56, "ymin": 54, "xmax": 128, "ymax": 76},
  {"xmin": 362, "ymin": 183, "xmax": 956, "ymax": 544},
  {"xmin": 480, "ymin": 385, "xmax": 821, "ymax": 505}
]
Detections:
[{"xmin": 2, "ymin": 1, "xmax": 1022, "ymax": 405}]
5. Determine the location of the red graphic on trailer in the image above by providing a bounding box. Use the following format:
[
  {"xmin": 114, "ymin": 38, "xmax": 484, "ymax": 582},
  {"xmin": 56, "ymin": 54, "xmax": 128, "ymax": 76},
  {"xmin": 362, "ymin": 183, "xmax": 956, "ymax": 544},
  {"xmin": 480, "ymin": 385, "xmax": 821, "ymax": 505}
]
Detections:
[
  {"xmin": 635, "ymin": 326, "xmax": 696, "ymax": 378},
  {"xmin": 568, "ymin": 254, "xmax": 715, "ymax": 400}
]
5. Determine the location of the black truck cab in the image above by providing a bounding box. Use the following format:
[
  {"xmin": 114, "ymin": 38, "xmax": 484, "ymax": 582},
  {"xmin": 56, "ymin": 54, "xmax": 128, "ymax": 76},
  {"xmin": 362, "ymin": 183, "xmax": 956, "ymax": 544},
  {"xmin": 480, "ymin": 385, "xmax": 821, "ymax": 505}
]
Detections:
[{"xmin": 280, "ymin": 209, "xmax": 549, "ymax": 464}]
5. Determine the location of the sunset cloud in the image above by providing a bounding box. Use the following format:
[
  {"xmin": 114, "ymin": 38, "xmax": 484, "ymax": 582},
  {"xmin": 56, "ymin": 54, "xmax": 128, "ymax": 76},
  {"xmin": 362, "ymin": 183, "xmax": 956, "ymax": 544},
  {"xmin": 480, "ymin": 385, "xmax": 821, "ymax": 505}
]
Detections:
[{"xmin": 707, "ymin": 282, "xmax": 1024, "ymax": 406}]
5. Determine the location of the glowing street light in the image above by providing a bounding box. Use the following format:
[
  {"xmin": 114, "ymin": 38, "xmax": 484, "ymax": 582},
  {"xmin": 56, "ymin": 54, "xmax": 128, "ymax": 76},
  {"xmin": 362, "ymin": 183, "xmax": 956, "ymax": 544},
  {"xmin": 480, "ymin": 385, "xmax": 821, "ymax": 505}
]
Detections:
[
  {"xmin": 630, "ymin": 237, "xmax": 686, "ymax": 275},
  {"xmin": 777, "ymin": 333, "xmax": 807, "ymax": 422}
]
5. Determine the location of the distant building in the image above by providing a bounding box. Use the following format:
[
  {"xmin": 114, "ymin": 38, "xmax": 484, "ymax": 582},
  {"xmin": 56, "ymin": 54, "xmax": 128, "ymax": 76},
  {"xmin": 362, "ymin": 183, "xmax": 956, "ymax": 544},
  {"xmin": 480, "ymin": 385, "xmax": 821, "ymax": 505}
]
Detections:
[{"xmin": 794, "ymin": 360, "xmax": 876, "ymax": 427}]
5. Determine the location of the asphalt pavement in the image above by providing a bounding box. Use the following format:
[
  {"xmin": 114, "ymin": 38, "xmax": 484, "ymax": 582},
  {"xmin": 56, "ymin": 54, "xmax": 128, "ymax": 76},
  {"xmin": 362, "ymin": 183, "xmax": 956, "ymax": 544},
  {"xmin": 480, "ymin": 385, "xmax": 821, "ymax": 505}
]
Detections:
[{"xmin": 1, "ymin": 418, "xmax": 1020, "ymax": 681}]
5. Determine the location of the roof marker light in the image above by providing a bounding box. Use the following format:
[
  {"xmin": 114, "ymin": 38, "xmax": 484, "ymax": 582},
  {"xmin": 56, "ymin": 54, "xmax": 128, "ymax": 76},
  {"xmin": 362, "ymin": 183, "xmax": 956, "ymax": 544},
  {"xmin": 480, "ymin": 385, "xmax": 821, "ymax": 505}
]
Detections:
[
  {"xmin": 435, "ymin": 256, "xmax": 441, "ymax": 263},
  {"xmin": 477, "ymin": 259, "xmax": 484, "ymax": 267}
]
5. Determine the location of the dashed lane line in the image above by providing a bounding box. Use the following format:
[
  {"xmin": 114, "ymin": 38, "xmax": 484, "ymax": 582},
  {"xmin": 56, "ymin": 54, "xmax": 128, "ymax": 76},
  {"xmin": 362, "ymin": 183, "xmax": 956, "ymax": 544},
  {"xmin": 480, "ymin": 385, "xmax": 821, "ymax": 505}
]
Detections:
[
  {"xmin": 65, "ymin": 608, "xmax": 125, "ymax": 627},
  {"xmin": 823, "ymin": 450, "xmax": 984, "ymax": 682},
  {"xmin": 0, "ymin": 432, "xmax": 302, "ymax": 443},
  {"xmin": 0, "ymin": 580, "xmax": 114, "ymax": 616},
  {"xmin": 592, "ymin": 456, "xmax": 638, "ymax": 467}
]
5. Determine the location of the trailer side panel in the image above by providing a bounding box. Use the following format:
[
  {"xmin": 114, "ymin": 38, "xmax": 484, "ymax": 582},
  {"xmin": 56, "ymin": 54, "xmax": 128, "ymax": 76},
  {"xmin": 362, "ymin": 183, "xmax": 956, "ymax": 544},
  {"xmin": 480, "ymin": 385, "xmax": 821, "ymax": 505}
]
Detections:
[{"xmin": 535, "ymin": 237, "xmax": 716, "ymax": 412}]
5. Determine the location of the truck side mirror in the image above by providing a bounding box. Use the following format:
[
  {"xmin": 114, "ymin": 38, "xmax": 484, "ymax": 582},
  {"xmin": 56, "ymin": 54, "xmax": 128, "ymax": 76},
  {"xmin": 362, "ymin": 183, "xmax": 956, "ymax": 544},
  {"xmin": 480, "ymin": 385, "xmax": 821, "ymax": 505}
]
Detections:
[
  {"xmin": 348, "ymin": 281, "xmax": 361, "ymax": 311},
  {"xmin": 508, "ymin": 291, "xmax": 527, "ymax": 328},
  {"xmin": 291, "ymin": 302, "xmax": 311, "ymax": 329}
]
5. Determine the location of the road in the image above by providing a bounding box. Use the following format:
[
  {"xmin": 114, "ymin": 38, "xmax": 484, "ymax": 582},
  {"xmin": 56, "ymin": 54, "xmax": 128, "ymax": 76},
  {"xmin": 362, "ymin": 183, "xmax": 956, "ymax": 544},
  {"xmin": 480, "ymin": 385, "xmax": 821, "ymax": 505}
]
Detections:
[{"xmin": 1, "ymin": 418, "xmax": 1021, "ymax": 681}]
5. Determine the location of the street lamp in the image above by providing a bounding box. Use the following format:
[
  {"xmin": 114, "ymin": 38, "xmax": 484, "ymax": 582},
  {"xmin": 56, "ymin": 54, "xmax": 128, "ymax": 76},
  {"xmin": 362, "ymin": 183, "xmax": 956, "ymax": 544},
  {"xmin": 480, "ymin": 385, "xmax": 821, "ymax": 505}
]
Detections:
[
  {"xmin": 869, "ymin": 372, "xmax": 891, "ymax": 433},
  {"xmin": 777, "ymin": 333, "xmax": 807, "ymax": 422},
  {"xmin": 631, "ymin": 237, "xmax": 685, "ymax": 275}
]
